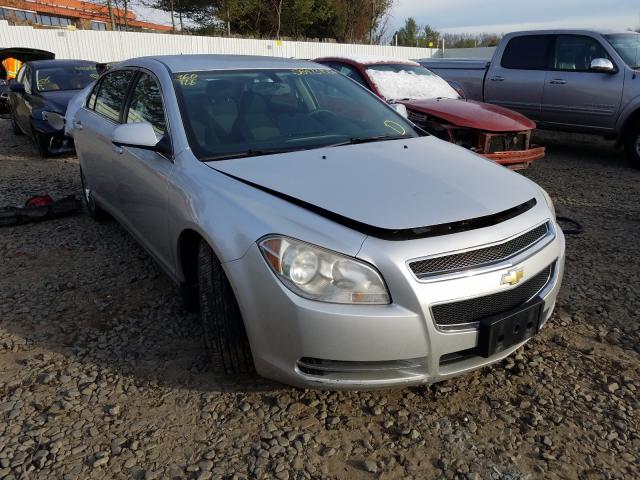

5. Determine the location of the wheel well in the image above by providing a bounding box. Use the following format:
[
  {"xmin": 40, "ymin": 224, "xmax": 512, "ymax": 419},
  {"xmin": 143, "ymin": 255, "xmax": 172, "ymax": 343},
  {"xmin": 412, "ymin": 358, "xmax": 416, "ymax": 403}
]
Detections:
[
  {"xmin": 178, "ymin": 229, "xmax": 202, "ymax": 287},
  {"xmin": 622, "ymin": 109, "xmax": 640, "ymax": 142}
]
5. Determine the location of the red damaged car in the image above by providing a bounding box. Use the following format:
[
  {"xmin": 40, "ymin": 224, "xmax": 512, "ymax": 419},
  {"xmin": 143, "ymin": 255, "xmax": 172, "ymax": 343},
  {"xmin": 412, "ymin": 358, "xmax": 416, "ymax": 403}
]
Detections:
[{"xmin": 314, "ymin": 56, "xmax": 545, "ymax": 170}]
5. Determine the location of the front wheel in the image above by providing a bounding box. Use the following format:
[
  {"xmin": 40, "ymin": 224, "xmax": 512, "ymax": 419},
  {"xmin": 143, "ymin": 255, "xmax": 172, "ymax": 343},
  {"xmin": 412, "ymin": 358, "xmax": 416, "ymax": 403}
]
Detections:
[
  {"xmin": 198, "ymin": 241, "xmax": 254, "ymax": 375},
  {"xmin": 33, "ymin": 129, "xmax": 51, "ymax": 158},
  {"xmin": 625, "ymin": 122, "xmax": 640, "ymax": 170},
  {"xmin": 11, "ymin": 114, "xmax": 23, "ymax": 135}
]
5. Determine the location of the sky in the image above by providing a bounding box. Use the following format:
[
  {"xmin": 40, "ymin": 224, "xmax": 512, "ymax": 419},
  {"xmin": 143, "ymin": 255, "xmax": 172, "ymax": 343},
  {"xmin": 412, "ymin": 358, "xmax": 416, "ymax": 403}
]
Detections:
[
  {"xmin": 388, "ymin": 0, "xmax": 640, "ymax": 34},
  {"xmin": 131, "ymin": 0, "xmax": 640, "ymax": 34}
]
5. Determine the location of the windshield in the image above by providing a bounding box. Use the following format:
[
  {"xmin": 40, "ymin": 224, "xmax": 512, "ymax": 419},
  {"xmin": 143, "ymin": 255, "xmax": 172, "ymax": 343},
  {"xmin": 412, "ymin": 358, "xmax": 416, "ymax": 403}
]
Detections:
[
  {"xmin": 605, "ymin": 33, "xmax": 640, "ymax": 69},
  {"xmin": 36, "ymin": 64, "xmax": 98, "ymax": 92},
  {"xmin": 173, "ymin": 68, "xmax": 420, "ymax": 160},
  {"xmin": 365, "ymin": 64, "xmax": 460, "ymax": 101}
]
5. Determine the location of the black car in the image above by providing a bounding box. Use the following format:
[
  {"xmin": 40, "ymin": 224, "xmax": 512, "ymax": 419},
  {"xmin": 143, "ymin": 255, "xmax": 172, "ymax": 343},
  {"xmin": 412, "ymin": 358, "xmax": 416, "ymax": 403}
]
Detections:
[
  {"xmin": 0, "ymin": 48, "xmax": 55, "ymax": 114},
  {"xmin": 9, "ymin": 59, "xmax": 98, "ymax": 156}
]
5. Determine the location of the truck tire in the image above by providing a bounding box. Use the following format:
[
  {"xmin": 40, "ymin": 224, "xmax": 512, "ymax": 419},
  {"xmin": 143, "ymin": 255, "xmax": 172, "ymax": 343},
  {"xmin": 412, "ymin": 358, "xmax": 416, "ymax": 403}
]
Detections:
[
  {"xmin": 197, "ymin": 240, "xmax": 254, "ymax": 375},
  {"xmin": 80, "ymin": 167, "xmax": 109, "ymax": 221},
  {"xmin": 625, "ymin": 121, "xmax": 640, "ymax": 170}
]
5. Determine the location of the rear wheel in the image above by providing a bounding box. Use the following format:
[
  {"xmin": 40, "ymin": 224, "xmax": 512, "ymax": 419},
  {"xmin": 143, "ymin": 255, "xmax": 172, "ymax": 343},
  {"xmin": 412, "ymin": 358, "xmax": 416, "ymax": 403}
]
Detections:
[
  {"xmin": 197, "ymin": 241, "xmax": 254, "ymax": 375},
  {"xmin": 80, "ymin": 167, "xmax": 109, "ymax": 221},
  {"xmin": 625, "ymin": 121, "xmax": 640, "ymax": 170}
]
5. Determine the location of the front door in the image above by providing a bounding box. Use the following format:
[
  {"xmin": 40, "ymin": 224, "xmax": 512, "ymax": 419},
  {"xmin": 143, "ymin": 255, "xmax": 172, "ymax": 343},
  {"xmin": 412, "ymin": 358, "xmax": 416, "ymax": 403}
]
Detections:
[
  {"xmin": 113, "ymin": 70, "xmax": 173, "ymax": 266},
  {"xmin": 541, "ymin": 34, "xmax": 624, "ymax": 132}
]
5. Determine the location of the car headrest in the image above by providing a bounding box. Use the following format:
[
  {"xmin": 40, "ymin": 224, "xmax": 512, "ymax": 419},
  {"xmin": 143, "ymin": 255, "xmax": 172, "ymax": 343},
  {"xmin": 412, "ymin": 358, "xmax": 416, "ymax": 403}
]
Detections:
[{"xmin": 250, "ymin": 81, "xmax": 292, "ymax": 97}]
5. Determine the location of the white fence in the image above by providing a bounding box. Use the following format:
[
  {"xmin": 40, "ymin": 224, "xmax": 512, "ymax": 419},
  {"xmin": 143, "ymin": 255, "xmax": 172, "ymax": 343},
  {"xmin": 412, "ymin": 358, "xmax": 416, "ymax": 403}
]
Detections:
[
  {"xmin": 0, "ymin": 21, "xmax": 436, "ymax": 62},
  {"xmin": 439, "ymin": 46, "xmax": 496, "ymax": 59}
]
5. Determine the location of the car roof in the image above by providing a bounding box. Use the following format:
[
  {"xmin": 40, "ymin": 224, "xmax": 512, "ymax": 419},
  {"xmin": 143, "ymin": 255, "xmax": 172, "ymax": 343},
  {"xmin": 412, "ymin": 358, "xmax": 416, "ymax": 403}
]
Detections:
[
  {"xmin": 315, "ymin": 55, "xmax": 419, "ymax": 66},
  {"xmin": 28, "ymin": 59, "xmax": 96, "ymax": 69},
  {"xmin": 505, "ymin": 29, "xmax": 635, "ymax": 37},
  {"xmin": 126, "ymin": 54, "xmax": 326, "ymax": 73}
]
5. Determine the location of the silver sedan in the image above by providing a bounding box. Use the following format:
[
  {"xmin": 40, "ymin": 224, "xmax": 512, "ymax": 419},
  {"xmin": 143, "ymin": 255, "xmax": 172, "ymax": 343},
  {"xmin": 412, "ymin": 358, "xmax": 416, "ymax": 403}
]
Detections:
[{"xmin": 72, "ymin": 55, "xmax": 565, "ymax": 389}]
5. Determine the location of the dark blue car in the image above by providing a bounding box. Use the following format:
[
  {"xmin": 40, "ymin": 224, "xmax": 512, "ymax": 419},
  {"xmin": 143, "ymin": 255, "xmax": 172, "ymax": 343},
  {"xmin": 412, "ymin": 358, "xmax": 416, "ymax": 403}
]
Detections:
[{"xmin": 9, "ymin": 59, "xmax": 98, "ymax": 157}]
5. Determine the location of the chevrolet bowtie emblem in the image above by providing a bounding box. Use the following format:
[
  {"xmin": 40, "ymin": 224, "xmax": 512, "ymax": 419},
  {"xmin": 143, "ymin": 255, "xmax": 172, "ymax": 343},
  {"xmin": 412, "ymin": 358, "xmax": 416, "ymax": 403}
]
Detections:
[{"xmin": 501, "ymin": 268, "xmax": 524, "ymax": 286}]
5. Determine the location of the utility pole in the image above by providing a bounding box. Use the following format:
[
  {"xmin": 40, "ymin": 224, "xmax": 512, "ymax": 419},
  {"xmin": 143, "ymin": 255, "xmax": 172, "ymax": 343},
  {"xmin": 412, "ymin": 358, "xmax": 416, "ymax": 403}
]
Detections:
[{"xmin": 106, "ymin": 0, "xmax": 116, "ymax": 30}]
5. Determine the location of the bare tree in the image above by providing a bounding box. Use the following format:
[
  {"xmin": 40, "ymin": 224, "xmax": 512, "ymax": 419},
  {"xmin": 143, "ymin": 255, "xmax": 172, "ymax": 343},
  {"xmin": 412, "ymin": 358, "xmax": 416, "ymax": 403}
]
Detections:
[{"xmin": 272, "ymin": 0, "xmax": 284, "ymax": 39}]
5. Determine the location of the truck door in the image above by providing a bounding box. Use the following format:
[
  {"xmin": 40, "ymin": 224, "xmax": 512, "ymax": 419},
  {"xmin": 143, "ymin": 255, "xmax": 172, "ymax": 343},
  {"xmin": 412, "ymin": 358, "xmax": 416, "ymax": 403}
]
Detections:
[
  {"xmin": 485, "ymin": 35, "xmax": 553, "ymax": 121},
  {"xmin": 540, "ymin": 34, "xmax": 624, "ymax": 132}
]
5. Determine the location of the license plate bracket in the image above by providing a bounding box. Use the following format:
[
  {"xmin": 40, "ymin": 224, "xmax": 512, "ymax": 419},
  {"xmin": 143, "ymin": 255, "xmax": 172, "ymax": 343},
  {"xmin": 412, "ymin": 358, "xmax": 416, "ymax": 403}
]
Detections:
[{"xmin": 477, "ymin": 297, "xmax": 543, "ymax": 358}]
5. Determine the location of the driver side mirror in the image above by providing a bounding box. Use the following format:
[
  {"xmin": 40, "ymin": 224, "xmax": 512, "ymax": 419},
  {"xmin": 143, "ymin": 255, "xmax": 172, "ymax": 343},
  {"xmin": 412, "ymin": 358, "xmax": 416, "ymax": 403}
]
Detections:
[
  {"xmin": 9, "ymin": 82, "xmax": 25, "ymax": 93},
  {"xmin": 590, "ymin": 58, "xmax": 615, "ymax": 73},
  {"xmin": 112, "ymin": 122, "xmax": 171, "ymax": 156}
]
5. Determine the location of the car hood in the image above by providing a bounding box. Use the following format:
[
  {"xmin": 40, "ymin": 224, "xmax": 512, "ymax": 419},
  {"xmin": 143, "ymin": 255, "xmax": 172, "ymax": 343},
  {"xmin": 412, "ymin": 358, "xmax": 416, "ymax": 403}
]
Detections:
[
  {"xmin": 207, "ymin": 136, "xmax": 539, "ymax": 232},
  {"xmin": 38, "ymin": 90, "xmax": 79, "ymax": 113},
  {"xmin": 401, "ymin": 98, "xmax": 536, "ymax": 132}
]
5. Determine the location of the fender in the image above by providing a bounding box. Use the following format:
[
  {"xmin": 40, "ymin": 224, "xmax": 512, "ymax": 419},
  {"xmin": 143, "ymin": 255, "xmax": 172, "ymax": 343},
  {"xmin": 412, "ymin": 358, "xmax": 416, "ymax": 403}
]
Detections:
[{"xmin": 615, "ymin": 94, "xmax": 640, "ymax": 145}]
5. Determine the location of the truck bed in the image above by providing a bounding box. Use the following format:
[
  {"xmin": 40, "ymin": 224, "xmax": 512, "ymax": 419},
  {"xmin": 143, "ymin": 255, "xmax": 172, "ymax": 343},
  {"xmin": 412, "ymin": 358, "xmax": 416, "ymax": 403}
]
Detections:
[{"xmin": 418, "ymin": 59, "xmax": 491, "ymax": 102}]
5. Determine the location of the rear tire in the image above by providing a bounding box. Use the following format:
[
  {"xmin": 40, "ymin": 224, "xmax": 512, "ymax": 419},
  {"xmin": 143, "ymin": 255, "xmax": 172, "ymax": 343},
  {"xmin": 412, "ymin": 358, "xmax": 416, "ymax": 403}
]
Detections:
[
  {"xmin": 197, "ymin": 241, "xmax": 254, "ymax": 375},
  {"xmin": 80, "ymin": 167, "xmax": 109, "ymax": 221},
  {"xmin": 625, "ymin": 122, "xmax": 640, "ymax": 170}
]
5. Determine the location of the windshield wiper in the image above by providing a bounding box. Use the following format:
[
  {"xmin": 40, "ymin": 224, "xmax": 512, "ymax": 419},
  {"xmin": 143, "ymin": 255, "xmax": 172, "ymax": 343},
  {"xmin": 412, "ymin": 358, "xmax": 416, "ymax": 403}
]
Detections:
[
  {"xmin": 325, "ymin": 134, "xmax": 413, "ymax": 148},
  {"xmin": 202, "ymin": 147, "xmax": 303, "ymax": 161}
]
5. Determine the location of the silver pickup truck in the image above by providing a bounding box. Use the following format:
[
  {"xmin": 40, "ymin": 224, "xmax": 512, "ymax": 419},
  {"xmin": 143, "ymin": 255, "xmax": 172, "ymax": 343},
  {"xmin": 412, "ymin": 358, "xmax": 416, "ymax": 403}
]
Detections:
[{"xmin": 420, "ymin": 30, "xmax": 640, "ymax": 168}]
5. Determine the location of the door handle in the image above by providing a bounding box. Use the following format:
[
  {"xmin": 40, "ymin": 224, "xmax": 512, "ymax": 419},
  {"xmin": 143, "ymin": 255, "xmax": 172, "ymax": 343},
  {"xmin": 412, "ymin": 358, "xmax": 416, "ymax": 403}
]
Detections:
[
  {"xmin": 549, "ymin": 79, "xmax": 567, "ymax": 85},
  {"xmin": 112, "ymin": 145, "xmax": 123, "ymax": 155},
  {"xmin": 73, "ymin": 120, "xmax": 83, "ymax": 130},
  {"xmin": 490, "ymin": 76, "xmax": 505, "ymax": 82}
]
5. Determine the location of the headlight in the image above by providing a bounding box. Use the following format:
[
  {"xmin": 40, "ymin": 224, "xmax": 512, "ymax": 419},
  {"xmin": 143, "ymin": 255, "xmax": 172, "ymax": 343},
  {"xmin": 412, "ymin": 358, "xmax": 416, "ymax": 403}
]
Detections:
[
  {"xmin": 42, "ymin": 111, "xmax": 65, "ymax": 130},
  {"xmin": 259, "ymin": 236, "xmax": 390, "ymax": 305},
  {"xmin": 540, "ymin": 188, "xmax": 556, "ymax": 218}
]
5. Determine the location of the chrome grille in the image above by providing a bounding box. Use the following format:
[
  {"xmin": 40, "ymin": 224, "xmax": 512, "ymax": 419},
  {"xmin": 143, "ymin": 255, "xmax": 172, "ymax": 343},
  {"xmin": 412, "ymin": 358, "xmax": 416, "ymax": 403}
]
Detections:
[
  {"xmin": 431, "ymin": 263, "xmax": 553, "ymax": 327},
  {"xmin": 410, "ymin": 222, "xmax": 549, "ymax": 279}
]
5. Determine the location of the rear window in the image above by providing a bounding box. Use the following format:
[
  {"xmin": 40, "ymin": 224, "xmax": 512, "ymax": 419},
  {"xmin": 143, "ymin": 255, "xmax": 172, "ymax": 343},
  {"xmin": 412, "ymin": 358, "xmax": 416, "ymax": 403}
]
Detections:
[
  {"xmin": 35, "ymin": 64, "xmax": 98, "ymax": 92},
  {"xmin": 501, "ymin": 35, "xmax": 553, "ymax": 70}
]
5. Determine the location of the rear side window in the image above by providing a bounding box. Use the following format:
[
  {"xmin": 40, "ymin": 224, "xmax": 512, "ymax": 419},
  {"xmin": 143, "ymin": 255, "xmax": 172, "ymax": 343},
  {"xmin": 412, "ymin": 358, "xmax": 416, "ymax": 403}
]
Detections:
[
  {"xmin": 125, "ymin": 72, "xmax": 167, "ymax": 137},
  {"xmin": 92, "ymin": 70, "xmax": 135, "ymax": 122},
  {"xmin": 502, "ymin": 35, "xmax": 553, "ymax": 70}
]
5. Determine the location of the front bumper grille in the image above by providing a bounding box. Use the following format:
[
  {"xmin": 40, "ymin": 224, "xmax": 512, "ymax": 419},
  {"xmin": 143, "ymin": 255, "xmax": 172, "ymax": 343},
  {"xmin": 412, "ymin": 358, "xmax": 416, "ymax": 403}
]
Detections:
[
  {"xmin": 410, "ymin": 222, "xmax": 550, "ymax": 278},
  {"xmin": 297, "ymin": 357, "xmax": 426, "ymax": 377},
  {"xmin": 431, "ymin": 263, "xmax": 553, "ymax": 327}
]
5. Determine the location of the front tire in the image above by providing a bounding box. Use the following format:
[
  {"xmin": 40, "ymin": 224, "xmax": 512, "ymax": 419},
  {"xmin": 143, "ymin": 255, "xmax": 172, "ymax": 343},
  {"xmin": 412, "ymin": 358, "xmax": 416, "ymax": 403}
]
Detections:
[
  {"xmin": 80, "ymin": 167, "xmax": 109, "ymax": 221},
  {"xmin": 197, "ymin": 241, "xmax": 254, "ymax": 375},
  {"xmin": 625, "ymin": 122, "xmax": 640, "ymax": 170},
  {"xmin": 11, "ymin": 114, "xmax": 23, "ymax": 135},
  {"xmin": 33, "ymin": 129, "xmax": 51, "ymax": 158}
]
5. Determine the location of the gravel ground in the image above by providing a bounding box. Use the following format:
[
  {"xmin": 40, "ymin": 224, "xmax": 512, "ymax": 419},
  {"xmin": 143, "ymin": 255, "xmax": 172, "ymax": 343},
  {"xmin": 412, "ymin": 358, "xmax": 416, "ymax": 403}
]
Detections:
[{"xmin": 0, "ymin": 121, "xmax": 638, "ymax": 480}]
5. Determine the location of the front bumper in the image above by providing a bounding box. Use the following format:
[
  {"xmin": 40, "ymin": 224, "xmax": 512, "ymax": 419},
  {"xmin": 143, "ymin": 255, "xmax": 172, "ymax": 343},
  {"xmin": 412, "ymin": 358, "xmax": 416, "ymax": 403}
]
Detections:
[
  {"xmin": 226, "ymin": 216, "xmax": 565, "ymax": 390},
  {"xmin": 32, "ymin": 118, "xmax": 75, "ymax": 155},
  {"xmin": 482, "ymin": 146, "xmax": 546, "ymax": 171}
]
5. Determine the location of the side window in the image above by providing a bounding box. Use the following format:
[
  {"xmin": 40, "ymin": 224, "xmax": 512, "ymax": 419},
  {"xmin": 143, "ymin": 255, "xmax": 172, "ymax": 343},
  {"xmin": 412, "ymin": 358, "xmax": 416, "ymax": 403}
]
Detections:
[
  {"xmin": 554, "ymin": 35, "xmax": 611, "ymax": 72},
  {"xmin": 93, "ymin": 70, "xmax": 135, "ymax": 122},
  {"xmin": 125, "ymin": 72, "xmax": 166, "ymax": 137},
  {"xmin": 86, "ymin": 82, "xmax": 99, "ymax": 110},
  {"xmin": 502, "ymin": 35, "xmax": 553, "ymax": 70},
  {"xmin": 336, "ymin": 64, "xmax": 369, "ymax": 89}
]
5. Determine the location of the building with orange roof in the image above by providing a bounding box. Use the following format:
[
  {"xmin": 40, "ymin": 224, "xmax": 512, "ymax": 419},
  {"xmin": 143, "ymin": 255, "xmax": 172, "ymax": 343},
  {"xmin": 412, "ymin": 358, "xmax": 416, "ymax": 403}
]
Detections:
[{"xmin": 0, "ymin": 0, "xmax": 172, "ymax": 32}]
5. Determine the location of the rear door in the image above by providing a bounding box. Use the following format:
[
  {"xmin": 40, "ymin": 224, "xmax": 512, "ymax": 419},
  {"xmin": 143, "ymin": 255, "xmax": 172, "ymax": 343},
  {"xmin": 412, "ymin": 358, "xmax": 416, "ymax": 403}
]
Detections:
[
  {"xmin": 540, "ymin": 34, "xmax": 624, "ymax": 131},
  {"xmin": 74, "ymin": 69, "xmax": 136, "ymax": 213},
  {"xmin": 485, "ymin": 35, "xmax": 553, "ymax": 120},
  {"xmin": 114, "ymin": 70, "xmax": 173, "ymax": 263}
]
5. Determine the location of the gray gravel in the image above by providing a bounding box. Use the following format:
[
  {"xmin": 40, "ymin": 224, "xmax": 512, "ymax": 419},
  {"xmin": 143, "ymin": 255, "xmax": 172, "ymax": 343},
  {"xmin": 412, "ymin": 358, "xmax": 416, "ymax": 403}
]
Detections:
[{"xmin": 0, "ymin": 120, "xmax": 639, "ymax": 480}]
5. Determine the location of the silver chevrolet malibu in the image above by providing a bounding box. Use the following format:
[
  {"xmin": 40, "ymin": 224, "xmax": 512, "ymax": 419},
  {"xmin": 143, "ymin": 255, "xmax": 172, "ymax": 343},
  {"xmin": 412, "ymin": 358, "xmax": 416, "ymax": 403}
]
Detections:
[{"xmin": 72, "ymin": 55, "xmax": 565, "ymax": 389}]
